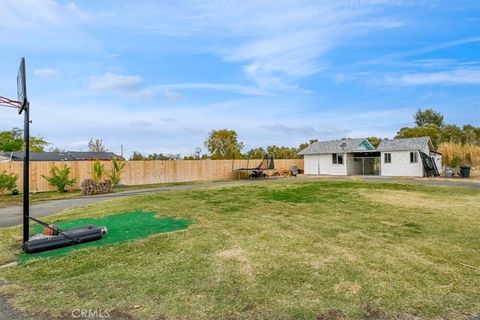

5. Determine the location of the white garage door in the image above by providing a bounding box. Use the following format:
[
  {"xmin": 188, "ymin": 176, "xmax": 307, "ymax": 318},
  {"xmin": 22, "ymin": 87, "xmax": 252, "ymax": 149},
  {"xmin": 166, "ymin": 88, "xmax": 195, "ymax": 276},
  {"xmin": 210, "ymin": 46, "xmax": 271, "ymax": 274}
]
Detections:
[{"xmin": 304, "ymin": 155, "xmax": 319, "ymax": 174}]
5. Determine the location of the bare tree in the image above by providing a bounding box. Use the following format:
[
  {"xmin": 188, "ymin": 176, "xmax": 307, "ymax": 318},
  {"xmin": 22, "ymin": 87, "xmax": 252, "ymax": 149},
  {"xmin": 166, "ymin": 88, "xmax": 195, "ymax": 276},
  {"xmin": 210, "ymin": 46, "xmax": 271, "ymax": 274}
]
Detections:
[{"xmin": 88, "ymin": 138, "xmax": 106, "ymax": 152}]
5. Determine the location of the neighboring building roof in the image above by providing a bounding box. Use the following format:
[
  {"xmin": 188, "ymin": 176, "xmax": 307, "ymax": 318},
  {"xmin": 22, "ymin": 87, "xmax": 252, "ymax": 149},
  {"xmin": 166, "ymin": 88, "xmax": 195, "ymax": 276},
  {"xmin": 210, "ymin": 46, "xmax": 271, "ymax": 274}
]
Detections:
[
  {"xmin": 0, "ymin": 152, "xmax": 12, "ymax": 162},
  {"xmin": 299, "ymin": 138, "xmax": 375, "ymax": 155},
  {"xmin": 377, "ymin": 137, "xmax": 433, "ymax": 152},
  {"xmin": 5, "ymin": 151, "xmax": 122, "ymax": 161},
  {"xmin": 67, "ymin": 151, "xmax": 120, "ymax": 160},
  {"xmin": 8, "ymin": 152, "xmax": 75, "ymax": 161}
]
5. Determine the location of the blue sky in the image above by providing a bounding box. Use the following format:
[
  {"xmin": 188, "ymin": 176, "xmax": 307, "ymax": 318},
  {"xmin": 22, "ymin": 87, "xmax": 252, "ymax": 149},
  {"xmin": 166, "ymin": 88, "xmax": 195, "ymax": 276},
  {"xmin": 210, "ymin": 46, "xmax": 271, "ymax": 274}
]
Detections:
[{"xmin": 0, "ymin": 0, "xmax": 479, "ymax": 156}]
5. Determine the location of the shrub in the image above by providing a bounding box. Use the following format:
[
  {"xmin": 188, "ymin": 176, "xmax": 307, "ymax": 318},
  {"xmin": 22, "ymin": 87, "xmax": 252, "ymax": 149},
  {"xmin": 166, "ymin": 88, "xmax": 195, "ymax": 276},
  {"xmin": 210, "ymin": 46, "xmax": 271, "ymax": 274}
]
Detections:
[
  {"xmin": 108, "ymin": 156, "xmax": 126, "ymax": 185},
  {"xmin": 0, "ymin": 171, "xmax": 19, "ymax": 196},
  {"xmin": 93, "ymin": 160, "xmax": 105, "ymax": 182},
  {"xmin": 450, "ymin": 156, "xmax": 462, "ymax": 167},
  {"xmin": 42, "ymin": 165, "xmax": 77, "ymax": 192}
]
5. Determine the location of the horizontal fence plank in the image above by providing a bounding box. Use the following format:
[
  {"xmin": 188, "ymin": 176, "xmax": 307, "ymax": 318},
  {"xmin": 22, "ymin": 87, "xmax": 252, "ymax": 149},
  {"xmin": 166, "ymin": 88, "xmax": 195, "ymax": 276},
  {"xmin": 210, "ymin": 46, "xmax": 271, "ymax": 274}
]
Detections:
[{"xmin": 0, "ymin": 159, "xmax": 304, "ymax": 193}]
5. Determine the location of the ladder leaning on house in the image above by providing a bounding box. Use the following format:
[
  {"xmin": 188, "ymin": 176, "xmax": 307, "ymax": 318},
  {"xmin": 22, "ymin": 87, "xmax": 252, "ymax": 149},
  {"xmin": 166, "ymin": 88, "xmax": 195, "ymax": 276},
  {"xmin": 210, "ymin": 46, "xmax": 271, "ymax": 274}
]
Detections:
[{"xmin": 420, "ymin": 152, "xmax": 440, "ymax": 177}]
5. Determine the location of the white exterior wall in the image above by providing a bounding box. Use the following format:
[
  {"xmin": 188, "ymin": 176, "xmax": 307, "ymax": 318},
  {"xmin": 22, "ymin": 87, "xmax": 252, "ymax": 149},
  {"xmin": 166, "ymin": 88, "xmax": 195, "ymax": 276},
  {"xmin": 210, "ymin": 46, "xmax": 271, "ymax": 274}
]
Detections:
[
  {"xmin": 303, "ymin": 153, "xmax": 348, "ymax": 175},
  {"xmin": 319, "ymin": 154, "xmax": 347, "ymax": 175},
  {"xmin": 381, "ymin": 151, "xmax": 424, "ymax": 177},
  {"xmin": 304, "ymin": 154, "xmax": 319, "ymax": 174}
]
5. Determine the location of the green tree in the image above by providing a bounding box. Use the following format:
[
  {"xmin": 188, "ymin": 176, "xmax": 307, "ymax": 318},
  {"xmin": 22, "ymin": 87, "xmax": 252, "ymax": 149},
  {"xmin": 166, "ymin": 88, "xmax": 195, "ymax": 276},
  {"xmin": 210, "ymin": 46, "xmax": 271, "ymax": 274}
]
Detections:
[
  {"xmin": 245, "ymin": 147, "xmax": 266, "ymax": 159},
  {"xmin": 0, "ymin": 128, "xmax": 23, "ymax": 151},
  {"xmin": 395, "ymin": 124, "xmax": 441, "ymax": 148},
  {"xmin": 29, "ymin": 136, "xmax": 49, "ymax": 152},
  {"xmin": 414, "ymin": 108, "xmax": 444, "ymax": 127},
  {"xmin": 439, "ymin": 124, "xmax": 464, "ymax": 144},
  {"xmin": 205, "ymin": 129, "xmax": 244, "ymax": 159},
  {"xmin": 462, "ymin": 125, "xmax": 480, "ymax": 145},
  {"xmin": 88, "ymin": 138, "xmax": 106, "ymax": 152},
  {"xmin": 298, "ymin": 139, "xmax": 319, "ymax": 152},
  {"xmin": 365, "ymin": 137, "xmax": 382, "ymax": 148},
  {"xmin": 266, "ymin": 145, "xmax": 299, "ymax": 159},
  {"xmin": 130, "ymin": 151, "xmax": 145, "ymax": 160},
  {"xmin": 0, "ymin": 128, "xmax": 49, "ymax": 152},
  {"xmin": 146, "ymin": 153, "xmax": 172, "ymax": 160}
]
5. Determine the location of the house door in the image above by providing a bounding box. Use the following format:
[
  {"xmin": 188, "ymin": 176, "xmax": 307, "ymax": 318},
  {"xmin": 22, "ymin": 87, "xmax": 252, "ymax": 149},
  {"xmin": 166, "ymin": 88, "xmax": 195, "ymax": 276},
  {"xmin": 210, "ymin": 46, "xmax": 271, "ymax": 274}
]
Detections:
[{"xmin": 305, "ymin": 155, "xmax": 320, "ymax": 174}]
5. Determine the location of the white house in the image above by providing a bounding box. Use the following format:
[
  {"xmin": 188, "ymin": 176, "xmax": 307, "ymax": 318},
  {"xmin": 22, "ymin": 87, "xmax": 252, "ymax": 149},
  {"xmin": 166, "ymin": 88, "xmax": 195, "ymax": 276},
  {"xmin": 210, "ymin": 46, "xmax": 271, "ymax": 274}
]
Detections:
[
  {"xmin": 299, "ymin": 138, "xmax": 378, "ymax": 175},
  {"xmin": 377, "ymin": 137, "xmax": 442, "ymax": 177},
  {"xmin": 299, "ymin": 136, "xmax": 441, "ymax": 177}
]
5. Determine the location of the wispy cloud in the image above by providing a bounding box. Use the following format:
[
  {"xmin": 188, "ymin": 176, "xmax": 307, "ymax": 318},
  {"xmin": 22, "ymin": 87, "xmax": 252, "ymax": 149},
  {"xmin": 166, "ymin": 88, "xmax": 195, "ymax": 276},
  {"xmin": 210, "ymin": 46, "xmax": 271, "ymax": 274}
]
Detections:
[
  {"xmin": 95, "ymin": 1, "xmax": 404, "ymax": 92},
  {"xmin": 89, "ymin": 73, "xmax": 142, "ymax": 91},
  {"xmin": 0, "ymin": 0, "xmax": 98, "ymax": 53},
  {"xmin": 34, "ymin": 68, "xmax": 58, "ymax": 79},
  {"xmin": 0, "ymin": 0, "xmax": 89, "ymax": 30},
  {"xmin": 383, "ymin": 68, "xmax": 480, "ymax": 86},
  {"xmin": 162, "ymin": 90, "xmax": 183, "ymax": 101},
  {"xmin": 262, "ymin": 123, "xmax": 345, "ymax": 138},
  {"xmin": 369, "ymin": 36, "xmax": 480, "ymax": 64},
  {"xmin": 153, "ymin": 83, "xmax": 269, "ymax": 96}
]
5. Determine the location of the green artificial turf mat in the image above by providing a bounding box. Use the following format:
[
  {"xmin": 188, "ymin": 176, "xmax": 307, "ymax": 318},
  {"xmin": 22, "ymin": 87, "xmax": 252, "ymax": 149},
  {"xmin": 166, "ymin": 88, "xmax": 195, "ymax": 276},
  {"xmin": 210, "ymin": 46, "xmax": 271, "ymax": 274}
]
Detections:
[{"xmin": 19, "ymin": 211, "xmax": 192, "ymax": 264}]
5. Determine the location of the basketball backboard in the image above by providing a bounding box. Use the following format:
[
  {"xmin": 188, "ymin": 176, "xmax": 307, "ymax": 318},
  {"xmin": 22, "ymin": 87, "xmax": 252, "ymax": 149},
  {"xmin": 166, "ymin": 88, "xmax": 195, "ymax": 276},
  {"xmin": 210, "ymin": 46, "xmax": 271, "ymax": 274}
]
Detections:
[{"xmin": 17, "ymin": 57, "xmax": 27, "ymax": 113}]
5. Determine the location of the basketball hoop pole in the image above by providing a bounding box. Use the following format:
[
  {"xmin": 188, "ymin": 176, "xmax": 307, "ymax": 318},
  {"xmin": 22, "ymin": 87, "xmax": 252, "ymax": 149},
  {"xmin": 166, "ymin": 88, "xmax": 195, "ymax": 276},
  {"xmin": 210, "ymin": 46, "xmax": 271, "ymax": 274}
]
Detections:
[
  {"xmin": 22, "ymin": 101, "xmax": 30, "ymax": 243},
  {"xmin": 18, "ymin": 57, "xmax": 30, "ymax": 244}
]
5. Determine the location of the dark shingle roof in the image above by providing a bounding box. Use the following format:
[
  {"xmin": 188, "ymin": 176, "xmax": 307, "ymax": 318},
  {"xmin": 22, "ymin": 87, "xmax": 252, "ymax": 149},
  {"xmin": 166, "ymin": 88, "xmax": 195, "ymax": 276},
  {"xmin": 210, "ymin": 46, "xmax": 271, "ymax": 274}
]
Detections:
[
  {"xmin": 377, "ymin": 137, "xmax": 432, "ymax": 152},
  {"xmin": 67, "ymin": 151, "xmax": 118, "ymax": 160},
  {"xmin": 8, "ymin": 152, "xmax": 75, "ymax": 161},
  {"xmin": 299, "ymin": 138, "xmax": 374, "ymax": 155}
]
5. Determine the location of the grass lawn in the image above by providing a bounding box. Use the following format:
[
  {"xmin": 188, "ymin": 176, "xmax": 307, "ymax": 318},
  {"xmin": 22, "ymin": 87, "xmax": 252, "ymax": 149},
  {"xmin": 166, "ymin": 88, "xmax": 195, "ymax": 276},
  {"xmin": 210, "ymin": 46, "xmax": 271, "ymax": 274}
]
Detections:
[
  {"xmin": 0, "ymin": 179, "xmax": 479, "ymax": 319},
  {"xmin": 0, "ymin": 181, "xmax": 203, "ymax": 208}
]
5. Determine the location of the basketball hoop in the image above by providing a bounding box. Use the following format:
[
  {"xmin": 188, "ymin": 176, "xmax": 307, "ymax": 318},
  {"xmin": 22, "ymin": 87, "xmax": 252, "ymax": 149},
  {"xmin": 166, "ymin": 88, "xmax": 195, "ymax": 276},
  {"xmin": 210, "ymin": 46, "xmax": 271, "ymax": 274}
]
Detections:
[
  {"xmin": 1, "ymin": 57, "xmax": 107, "ymax": 253},
  {"xmin": 17, "ymin": 57, "xmax": 27, "ymax": 114},
  {"xmin": 0, "ymin": 57, "xmax": 26, "ymax": 112},
  {"xmin": 0, "ymin": 96, "xmax": 21, "ymax": 109}
]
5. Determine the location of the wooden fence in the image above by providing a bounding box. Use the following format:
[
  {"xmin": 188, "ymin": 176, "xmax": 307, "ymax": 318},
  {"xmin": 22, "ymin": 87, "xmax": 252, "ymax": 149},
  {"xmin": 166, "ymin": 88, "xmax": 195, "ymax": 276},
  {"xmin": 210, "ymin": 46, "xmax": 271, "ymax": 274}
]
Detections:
[{"xmin": 0, "ymin": 159, "xmax": 304, "ymax": 193}]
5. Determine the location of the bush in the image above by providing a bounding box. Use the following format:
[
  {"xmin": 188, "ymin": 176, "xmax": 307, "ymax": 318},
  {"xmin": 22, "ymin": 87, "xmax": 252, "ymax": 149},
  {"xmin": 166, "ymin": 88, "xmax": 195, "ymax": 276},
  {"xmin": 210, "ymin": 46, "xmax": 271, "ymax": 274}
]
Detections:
[
  {"xmin": 93, "ymin": 160, "xmax": 105, "ymax": 182},
  {"xmin": 108, "ymin": 156, "xmax": 126, "ymax": 185},
  {"xmin": 0, "ymin": 171, "xmax": 19, "ymax": 196},
  {"xmin": 42, "ymin": 165, "xmax": 77, "ymax": 192},
  {"xmin": 450, "ymin": 156, "xmax": 462, "ymax": 167}
]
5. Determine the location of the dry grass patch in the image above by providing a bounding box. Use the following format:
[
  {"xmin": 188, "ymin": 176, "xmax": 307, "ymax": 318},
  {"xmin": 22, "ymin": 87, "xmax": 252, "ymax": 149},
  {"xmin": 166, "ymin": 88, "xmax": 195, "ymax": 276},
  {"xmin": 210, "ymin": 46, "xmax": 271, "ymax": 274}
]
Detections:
[
  {"xmin": 216, "ymin": 247, "xmax": 255, "ymax": 279},
  {"xmin": 438, "ymin": 142, "xmax": 480, "ymax": 168},
  {"xmin": 359, "ymin": 189, "xmax": 480, "ymax": 213}
]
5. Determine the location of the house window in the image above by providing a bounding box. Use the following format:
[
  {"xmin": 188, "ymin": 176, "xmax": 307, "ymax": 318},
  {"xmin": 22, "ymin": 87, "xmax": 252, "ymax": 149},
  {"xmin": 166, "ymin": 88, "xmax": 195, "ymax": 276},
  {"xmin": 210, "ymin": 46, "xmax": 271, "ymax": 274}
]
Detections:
[
  {"xmin": 384, "ymin": 153, "xmax": 391, "ymax": 163},
  {"xmin": 332, "ymin": 153, "xmax": 343, "ymax": 165},
  {"xmin": 410, "ymin": 151, "xmax": 418, "ymax": 163}
]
